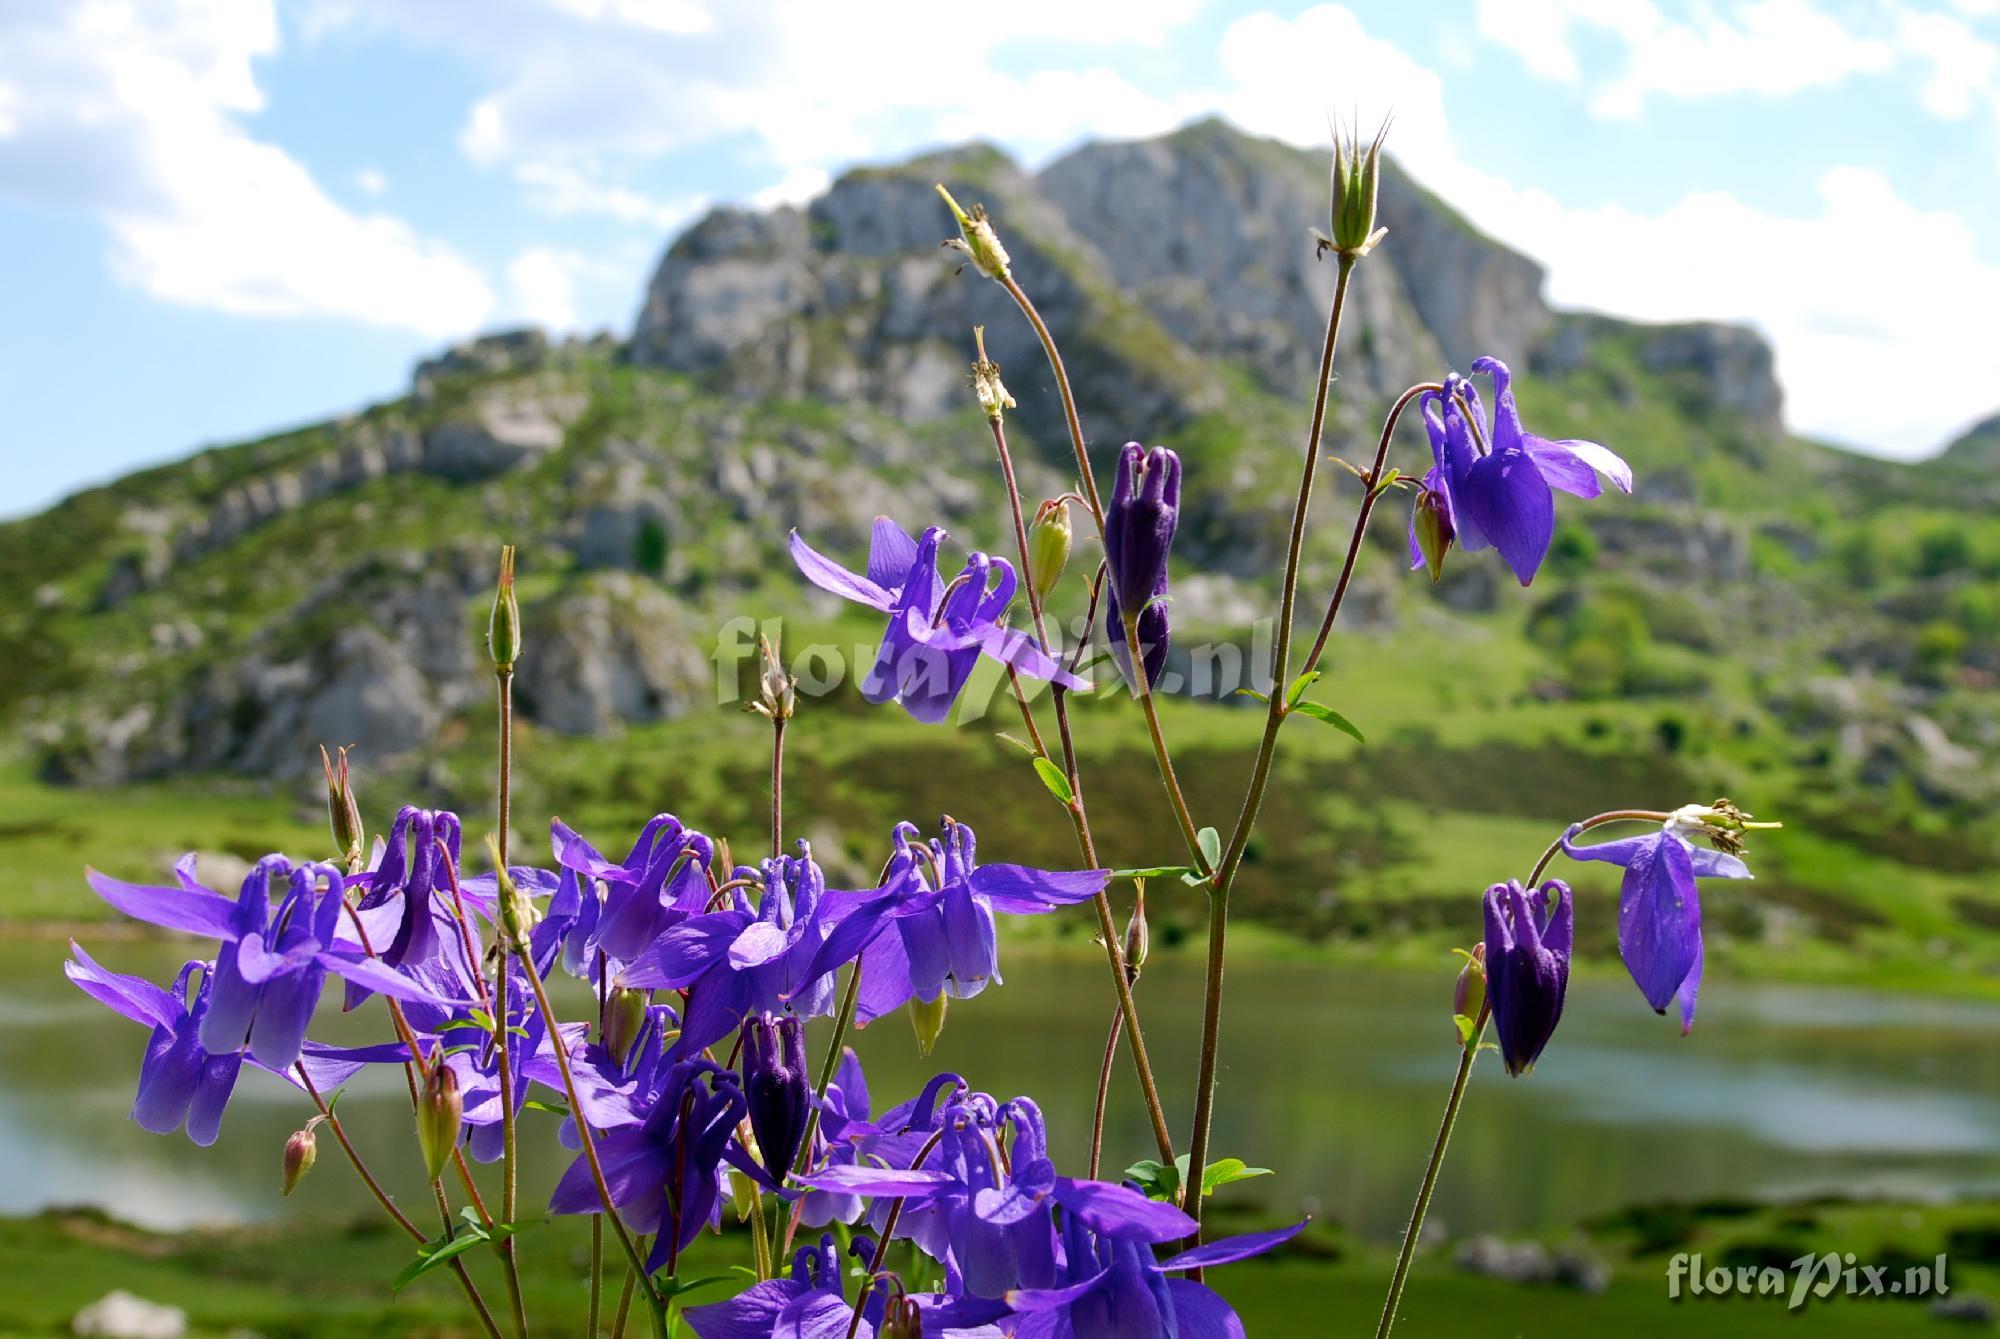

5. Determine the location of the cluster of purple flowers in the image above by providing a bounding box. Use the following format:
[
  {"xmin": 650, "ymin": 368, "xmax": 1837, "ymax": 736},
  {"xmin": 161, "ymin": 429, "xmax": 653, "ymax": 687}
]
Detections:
[{"xmin": 71, "ymin": 797, "xmax": 1296, "ymax": 1334}]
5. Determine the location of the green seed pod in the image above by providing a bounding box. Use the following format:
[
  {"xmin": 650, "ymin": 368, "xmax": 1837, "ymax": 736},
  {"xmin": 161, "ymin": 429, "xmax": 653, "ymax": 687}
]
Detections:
[
  {"xmin": 1452, "ymin": 943, "xmax": 1487, "ymax": 1047},
  {"xmin": 488, "ymin": 544, "xmax": 521, "ymax": 672},
  {"xmin": 319, "ymin": 744, "xmax": 364, "ymax": 870},
  {"xmin": 936, "ymin": 185, "xmax": 1012, "ymax": 282}
]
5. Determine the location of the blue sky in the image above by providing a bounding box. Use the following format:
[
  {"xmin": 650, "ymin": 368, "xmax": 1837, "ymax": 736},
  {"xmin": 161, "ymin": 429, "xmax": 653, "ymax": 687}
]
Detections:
[{"xmin": 2, "ymin": 0, "xmax": 1997, "ymax": 519}]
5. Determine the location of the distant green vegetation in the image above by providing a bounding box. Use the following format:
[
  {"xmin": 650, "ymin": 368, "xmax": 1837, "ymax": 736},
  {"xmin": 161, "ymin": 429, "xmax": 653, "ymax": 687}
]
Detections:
[{"xmin": 4, "ymin": 1196, "xmax": 1993, "ymax": 1337}]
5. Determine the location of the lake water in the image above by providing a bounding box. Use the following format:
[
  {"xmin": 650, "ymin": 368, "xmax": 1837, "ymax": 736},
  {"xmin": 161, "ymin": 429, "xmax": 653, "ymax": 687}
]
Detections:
[{"xmin": 4, "ymin": 937, "xmax": 1996, "ymax": 1239}]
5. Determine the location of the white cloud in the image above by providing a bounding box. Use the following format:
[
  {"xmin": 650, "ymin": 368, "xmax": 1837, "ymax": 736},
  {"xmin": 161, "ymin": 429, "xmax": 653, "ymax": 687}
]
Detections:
[
  {"xmin": 750, "ymin": 164, "xmax": 830, "ymax": 210},
  {"xmin": 1208, "ymin": 4, "xmax": 2000, "ymax": 457},
  {"xmin": 0, "ymin": 0, "xmax": 492, "ymax": 336},
  {"xmin": 506, "ymin": 245, "xmax": 584, "ymax": 329},
  {"xmin": 1478, "ymin": 0, "xmax": 2000, "ymax": 129},
  {"xmin": 537, "ymin": 0, "xmax": 712, "ymax": 32},
  {"xmin": 354, "ymin": 165, "xmax": 388, "ymax": 195},
  {"xmin": 511, "ymin": 159, "xmax": 704, "ymax": 229},
  {"xmin": 314, "ymin": 0, "xmax": 1201, "ymax": 221}
]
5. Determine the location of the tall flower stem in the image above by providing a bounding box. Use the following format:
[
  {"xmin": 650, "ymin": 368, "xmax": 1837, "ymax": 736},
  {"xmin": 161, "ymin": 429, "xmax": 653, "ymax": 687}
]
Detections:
[
  {"xmin": 983, "ymin": 401, "xmax": 1174, "ymax": 1163},
  {"xmin": 1120, "ymin": 607, "xmax": 1209, "ymax": 870},
  {"xmin": 516, "ymin": 955, "xmax": 669, "ymax": 1339},
  {"xmin": 297, "ymin": 1066, "xmax": 504, "ymax": 1339},
  {"xmin": 587, "ymin": 1219, "xmax": 603, "ymax": 1339},
  {"xmin": 1088, "ymin": 1005, "xmax": 1124, "ymax": 1179},
  {"xmin": 1183, "ymin": 251, "xmax": 1358, "ymax": 1249},
  {"xmin": 1372, "ymin": 808, "xmax": 1671, "ymax": 1338},
  {"xmin": 769, "ymin": 715, "xmax": 786, "ymax": 859},
  {"xmin": 489, "ymin": 575, "xmax": 530, "ymax": 1339}
]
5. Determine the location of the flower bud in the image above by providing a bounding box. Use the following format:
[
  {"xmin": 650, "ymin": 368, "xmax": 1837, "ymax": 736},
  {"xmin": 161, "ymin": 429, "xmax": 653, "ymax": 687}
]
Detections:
[
  {"xmin": 1412, "ymin": 488, "xmax": 1453, "ymax": 583},
  {"xmin": 741, "ymin": 1012, "xmax": 810, "ymax": 1177},
  {"xmin": 1326, "ymin": 121, "xmax": 1389, "ymax": 258},
  {"xmin": 319, "ymin": 744, "xmax": 364, "ymax": 870},
  {"xmin": 1104, "ymin": 444, "xmax": 1182, "ymax": 614},
  {"xmin": 603, "ymin": 986, "xmax": 649, "ymax": 1065},
  {"xmin": 908, "ymin": 991, "xmax": 948, "ymax": 1057},
  {"xmin": 416, "ymin": 1060, "xmax": 462, "ymax": 1182},
  {"xmin": 1451, "ymin": 942, "xmax": 1486, "ymax": 1046},
  {"xmin": 488, "ymin": 544, "xmax": 521, "ymax": 672},
  {"xmin": 1027, "ymin": 499, "xmax": 1072, "ymax": 603},
  {"xmin": 936, "ymin": 184, "xmax": 1011, "ymax": 282},
  {"xmin": 881, "ymin": 1296, "xmax": 925, "ymax": 1339},
  {"xmin": 1122, "ymin": 885, "xmax": 1149, "ymax": 984},
  {"xmin": 282, "ymin": 1123, "xmax": 318, "ymax": 1197}
]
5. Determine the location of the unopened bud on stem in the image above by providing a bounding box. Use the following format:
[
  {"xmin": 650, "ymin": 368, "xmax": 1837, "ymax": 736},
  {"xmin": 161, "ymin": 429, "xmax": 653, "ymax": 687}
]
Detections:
[
  {"xmin": 881, "ymin": 1296, "xmax": 925, "ymax": 1339},
  {"xmin": 488, "ymin": 544, "xmax": 521, "ymax": 673},
  {"xmin": 1027, "ymin": 499, "xmax": 1073, "ymax": 602},
  {"xmin": 416, "ymin": 1058, "xmax": 462, "ymax": 1183},
  {"xmin": 603, "ymin": 986, "xmax": 649, "ymax": 1065},
  {"xmin": 282, "ymin": 1119, "xmax": 321, "ymax": 1197},
  {"xmin": 909, "ymin": 992, "xmax": 948, "ymax": 1057},
  {"xmin": 1451, "ymin": 942, "xmax": 1487, "ymax": 1047}
]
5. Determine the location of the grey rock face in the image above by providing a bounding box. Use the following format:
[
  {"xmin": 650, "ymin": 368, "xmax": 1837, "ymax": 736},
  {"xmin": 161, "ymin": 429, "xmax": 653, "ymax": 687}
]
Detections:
[
  {"xmin": 514, "ymin": 574, "xmax": 714, "ymax": 735},
  {"xmin": 1635, "ymin": 322, "xmax": 1784, "ymax": 434}
]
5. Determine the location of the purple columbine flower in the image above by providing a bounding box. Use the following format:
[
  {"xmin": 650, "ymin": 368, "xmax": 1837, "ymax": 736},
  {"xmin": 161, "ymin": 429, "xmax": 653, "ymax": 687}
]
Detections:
[
  {"xmin": 86, "ymin": 854, "xmax": 451, "ymax": 1069},
  {"xmin": 791, "ymin": 517, "xmax": 1085, "ymax": 723},
  {"xmin": 354, "ymin": 807, "xmax": 463, "ymax": 971},
  {"xmin": 1482, "ymin": 879, "xmax": 1573, "ymax": 1076},
  {"xmin": 621, "ymin": 842, "xmax": 894, "ymax": 1058},
  {"xmin": 683, "ymin": 1234, "xmax": 1008, "ymax": 1338},
  {"xmin": 1561, "ymin": 813, "xmax": 1752, "ymax": 1032},
  {"xmin": 741, "ymin": 1012, "xmax": 811, "ymax": 1179},
  {"xmin": 790, "ymin": 819, "xmax": 1105, "ymax": 1027},
  {"xmin": 797, "ymin": 1047, "xmax": 872, "ymax": 1229},
  {"xmin": 548, "ymin": 1057, "xmax": 749, "ymax": 1272},
  {"xmin": 1104, "ymin": 444, "xmax": 1180, "ymax": 692},
  {"xmin": 1409, "ymin": 358, "xmax": 1631, "ymax": 586},
  {"xmin": 548, "ymin": 815, "xmax": 714, "ymax": 968},
  {"xmin": 65, "ymin": 944, "xmax": 405, "ymax": 1145},
  {"xmin": 999, "ymin": 1199, "xmax": 1305, "ymax": 1336}
]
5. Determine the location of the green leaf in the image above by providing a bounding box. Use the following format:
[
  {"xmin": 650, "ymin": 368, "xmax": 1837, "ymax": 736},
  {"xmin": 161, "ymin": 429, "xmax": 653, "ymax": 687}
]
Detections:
[
  {"xmin": 1285, "ymin": 670, "xmax": 1321, "ymax": 707},
  {"xmin": 522, "ymin": 1098, "xmax": 570, "ymax": 1118},
  {"xmin": 658, "ymin": 1273, "xmax": 735, "ymax": 1302},
  {"xmin": 1292, "ymin": 701, "xmax": 1364, "ymax": 742},
  {"xmin": 1233, "ymin": 687, "xmax": 1270, "ymax": 704},
  {"xmin": 1200, "ymin": 1158, "xmax": 1274, "ymax": 1195},
  {"xmin": 1453, "ymin": 1013, "xmax": 1479, "ymax": 1048},
  {"xmin": 1122, "ymin": 1158, "xmax": 1178, "ymax": 1201},
  {"xmin": 1111, "ymin": 864, "xmax": 1196, "ymax": 881},
  {"xmin": 1032, "ymin": 757, "xmax": 1075, "ymax": 806},
  {"xmin": 994, "ymin": 732, "xmax": 1036, "ymax": 756},
  {"xmin": 392, "ymin": 1228, "xmax": 492, "ymax": 1293},
  {"xmin": 1196, "ymin": 827, "xmax": 1221, "ymax": 872},
  {"xmin": 1369, "ymin": 467, "xmax": 1403, "ymax": 499}
]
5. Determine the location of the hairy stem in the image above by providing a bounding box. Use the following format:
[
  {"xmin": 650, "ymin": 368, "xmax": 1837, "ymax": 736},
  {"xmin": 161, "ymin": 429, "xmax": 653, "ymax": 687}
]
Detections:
[
  {"xmin": 1184, "ymin": 252, "xmax": 1358, "ymax": 1253},
  {"xmin": 984, "ymin": 323, "xmax": 1174, "ymax": 1165},
  {"xmin": 1088, "ymin": 1005, "xmax": 1125, "ymax": 1180},
  {"xmin": 1120, "ymin": 607, "xmax": 1209, "ymax": 870}
]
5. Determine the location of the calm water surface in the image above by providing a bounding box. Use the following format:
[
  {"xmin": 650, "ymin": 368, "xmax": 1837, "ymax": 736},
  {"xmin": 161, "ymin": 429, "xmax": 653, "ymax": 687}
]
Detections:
[{"xmin": 4, "ymin": 938, "xmax": 1995, "ymax": 1238}]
